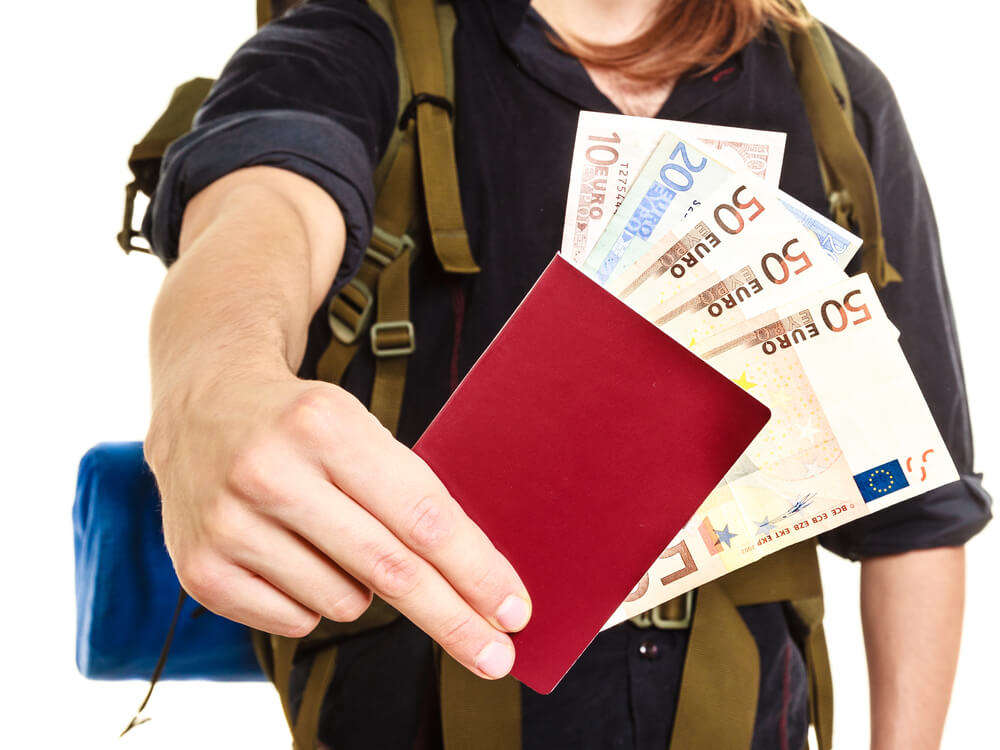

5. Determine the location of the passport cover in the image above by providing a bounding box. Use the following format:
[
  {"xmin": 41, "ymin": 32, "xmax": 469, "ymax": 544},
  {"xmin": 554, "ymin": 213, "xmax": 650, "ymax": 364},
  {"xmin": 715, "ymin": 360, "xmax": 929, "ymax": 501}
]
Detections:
[{"xmin": 414, "ymin": 255, "xmax": 770, "ymax": 693}]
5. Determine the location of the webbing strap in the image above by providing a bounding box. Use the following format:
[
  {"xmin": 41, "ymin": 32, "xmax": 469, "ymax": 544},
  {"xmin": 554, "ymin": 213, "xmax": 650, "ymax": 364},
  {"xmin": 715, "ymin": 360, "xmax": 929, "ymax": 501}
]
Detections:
[
  {"xmin": 315, "ymin": 133, "xmax": 418, "ymax": 386},
  {"xmin": 270, "ymin": 635, "xmax": 300, "ymax": 730},
  {"xmin": 369, "ymin": 248, "xmax": 413, "ymax": 434},
  {"xmin": 719, "ymin": 539, "xmax": 823, "ymax": 607},
  {"xmin": 392, "ymin": 0, "xmax": 480, "ymax": 274},
  {"xmin": 256, "ymin": 0, "xmax": 270, "ymax": 28},
  {"xmin": 805, "ymin": 21, "xmax": 852, "ymax": 126},
  {"xmin": 670, "ymin": 541, "xmax": 832, "ymax": 750},
  {"xmin": 797, "ymin": 602, "xmax": 834, "ymax": 749},
  {"xmin": 669, "ymin": 581, "xmax": 760, "ymax": 750},
  {"xmin": 292, "ymin": 648, "xmax": 339, "ymax": 749},
  {"xmin": 780, "ymin": 20, "xmax": 901, "ymax": 288},
  {"xmin": 127, "ymin": 77, "xmax": 215, "ymax": 194},
  {"xmin": 440, "ymin": 652, "xmax": 522, "ymax": 750},
  {"xmin": 373, "ymin": 130, "xmax": 421, "ymax": 238},
  {"xmin": 267, "ymin": 642, "xmax": 339, "ymax": 749},
  {"xmin": 725, "ymin": 542, "xmax": 832, "ymax": 750}
]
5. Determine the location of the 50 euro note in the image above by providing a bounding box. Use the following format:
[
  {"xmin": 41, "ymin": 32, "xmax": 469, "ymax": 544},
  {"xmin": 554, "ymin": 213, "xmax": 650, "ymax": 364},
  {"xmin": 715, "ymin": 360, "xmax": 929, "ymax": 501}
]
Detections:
[
  {"xmin": 604, "ymin": 274, "xmax": 957, "ymax": 627},
  {"xmin": 607, "ymin": 176, "xmax": 857, "ymax": 329},
  {"xmin": 614, "ymin": 186, "xmax": 861, "ymax": 302},
  {"xmin": 646, "ymin": 203, "xmax": 852, "ymax": 351},
  {"xmin": 561, "ymin": 111, "xmax": 786, "ymax": 267},
  {"xmin": 778, "ymin": 192, "xmax": 860, "ymax": 270}
]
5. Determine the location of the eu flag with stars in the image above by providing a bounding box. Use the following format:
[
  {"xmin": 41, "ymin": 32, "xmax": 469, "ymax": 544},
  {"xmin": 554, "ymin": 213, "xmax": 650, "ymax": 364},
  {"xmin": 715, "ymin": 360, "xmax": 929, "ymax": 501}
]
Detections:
[{"xmin": 854, "ymin": 459, "xmax": 910, "ymax": 502}]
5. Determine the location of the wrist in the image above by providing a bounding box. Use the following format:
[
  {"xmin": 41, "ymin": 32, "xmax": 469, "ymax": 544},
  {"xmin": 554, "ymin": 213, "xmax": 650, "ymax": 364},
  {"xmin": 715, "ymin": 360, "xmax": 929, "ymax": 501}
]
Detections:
[{"xmin": 146, "ymin": 352, "xmax": 296, "ymax": 469}]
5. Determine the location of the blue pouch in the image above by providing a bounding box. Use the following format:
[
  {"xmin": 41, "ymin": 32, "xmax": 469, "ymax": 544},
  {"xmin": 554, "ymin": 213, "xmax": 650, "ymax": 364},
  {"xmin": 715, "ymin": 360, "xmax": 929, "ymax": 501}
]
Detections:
[{"xmin": 73, "ymin": 442, "xmax": 264, "ymax": 681}]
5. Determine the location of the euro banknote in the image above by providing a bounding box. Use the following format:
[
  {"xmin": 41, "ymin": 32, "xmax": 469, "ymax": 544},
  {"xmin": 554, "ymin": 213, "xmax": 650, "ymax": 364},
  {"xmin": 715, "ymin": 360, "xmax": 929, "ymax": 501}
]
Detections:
[
  {"xmin": 604, "ymin": 274, "xmax": 957, "ymax": 626},
  {"xmin": 643, "ymin": 198, "xmax": 852, "ymax": 350},
  {"xmin": 579, "ymin": 130, "xmax": 738, "ymax": 284},
  {"xmin": 607, "ymin": 175, "xmax": 856, "ymax": 332},
  {"xmin": 561, "ymin": 111, "xmax": 787, "ymax": 266},
  {"xmin": 778, "ymin": 192, "xmax": 861, "ymax": 269},
  {"xmin": 576, "ymin": 134, "xmax": 862, "ymax": 288}
]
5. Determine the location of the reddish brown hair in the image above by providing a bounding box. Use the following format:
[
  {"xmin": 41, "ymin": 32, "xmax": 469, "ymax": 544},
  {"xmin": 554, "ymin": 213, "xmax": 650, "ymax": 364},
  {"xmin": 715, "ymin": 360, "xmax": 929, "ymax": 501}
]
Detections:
[{"xmin": 554, "ymin": 0, "xmax": 808, "ymax": 83}]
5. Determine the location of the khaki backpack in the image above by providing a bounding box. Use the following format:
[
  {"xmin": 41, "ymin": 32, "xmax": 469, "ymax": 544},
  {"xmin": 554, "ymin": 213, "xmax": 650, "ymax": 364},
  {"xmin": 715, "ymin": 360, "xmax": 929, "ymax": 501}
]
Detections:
[{"xmin": 120, "ymin": 1, "xmax": 901, "ymax": 747}]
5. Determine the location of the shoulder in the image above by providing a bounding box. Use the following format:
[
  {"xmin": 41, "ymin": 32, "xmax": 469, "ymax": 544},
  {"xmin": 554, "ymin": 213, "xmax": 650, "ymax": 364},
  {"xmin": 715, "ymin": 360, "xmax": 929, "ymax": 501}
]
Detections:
[
  {"xmin": 265, "ymin": 0, "xmax": 394, "ymax": 44},
  {"xmin": 227, "ymin": 1, "xmax": 396, "ymax": 73},
  {"xmin": 198, "ymin": 0, "xmax": 400, "ymax": 153},
  {"xmin": 821, "ymin": 24, "xmax": 906, "ymax": 142},
  {"xmin": 823, "ymin": 25, "xmax": 893, "ymax": 99}
]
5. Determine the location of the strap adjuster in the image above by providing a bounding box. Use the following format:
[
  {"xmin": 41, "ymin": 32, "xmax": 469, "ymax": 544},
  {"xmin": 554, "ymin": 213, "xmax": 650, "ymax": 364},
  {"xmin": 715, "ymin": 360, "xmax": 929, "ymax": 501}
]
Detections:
[
  {"xmin": 628, "ymin": 591, "xmax": 694, "ymax": 630},
  {"xmin": 328, "ymin": 278, "xmax": 374, "ymax": 345},
  {"xmin": 370, "ymin": 320, "xmax": 416, "ymax": 357},
  {"xmin": 399, "ymin": 92, "xmax": 454, "ymax": 130},
  {"xmin": 369, "ymin": 226, "xmax": 415, "ymax": 263},
  {"xmin": 827, "ymin": 188, "xmax": 854, "ymax": 227},
  {"xmin": 117, "ymin": 181, "xmax": 152, "ymax": 254}
]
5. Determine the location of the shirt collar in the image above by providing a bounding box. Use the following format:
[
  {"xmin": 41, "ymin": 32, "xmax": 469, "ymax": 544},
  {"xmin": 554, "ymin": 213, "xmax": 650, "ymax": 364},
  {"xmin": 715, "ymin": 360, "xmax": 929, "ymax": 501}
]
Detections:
[{"xmin": 485, "ymin": 0, "xmax": 748, "ymax": 121}]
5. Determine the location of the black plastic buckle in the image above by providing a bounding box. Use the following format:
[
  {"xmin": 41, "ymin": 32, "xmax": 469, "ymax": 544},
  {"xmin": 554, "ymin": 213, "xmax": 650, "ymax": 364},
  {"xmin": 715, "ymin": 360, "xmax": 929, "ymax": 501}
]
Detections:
[
  {"xmin": 117, "ymin": 181, "xmax": 152, "ymax": 254},
  {"xmin": 399, "ymin": 93, "xmax": 454, "ymax": 131}
]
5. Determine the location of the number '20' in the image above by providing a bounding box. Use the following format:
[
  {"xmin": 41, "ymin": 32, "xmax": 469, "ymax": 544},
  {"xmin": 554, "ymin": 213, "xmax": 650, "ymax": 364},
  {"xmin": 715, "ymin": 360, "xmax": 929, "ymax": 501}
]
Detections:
[{"xmin": 658, "ymin": 142, "xmax": 708, "ymax": 192}]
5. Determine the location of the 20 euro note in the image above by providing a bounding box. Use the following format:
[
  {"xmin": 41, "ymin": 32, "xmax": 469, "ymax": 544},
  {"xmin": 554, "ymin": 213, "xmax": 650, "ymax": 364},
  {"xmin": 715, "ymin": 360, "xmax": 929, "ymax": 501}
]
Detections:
[
  {"xmin": 576, "ymin": 130, "xmax": 755, "ymax": 284},
  {"xmin": 778, "ymin": 192, "xmax": 861, "ymax": 269},
  {"xmin": 604, "ymin": 274, "xmax": 957, "ymax": 627},
  {"xmin": 561, "ymin": 111, "xmax": 787, "ymax": 266}
]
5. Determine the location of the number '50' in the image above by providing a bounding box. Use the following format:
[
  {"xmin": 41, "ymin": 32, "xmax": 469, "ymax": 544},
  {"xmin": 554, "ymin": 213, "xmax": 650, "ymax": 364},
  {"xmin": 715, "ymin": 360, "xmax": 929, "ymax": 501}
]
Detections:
[{"xmin": 821, "ymin": 289, "xmax": 872, "ymax": 332}]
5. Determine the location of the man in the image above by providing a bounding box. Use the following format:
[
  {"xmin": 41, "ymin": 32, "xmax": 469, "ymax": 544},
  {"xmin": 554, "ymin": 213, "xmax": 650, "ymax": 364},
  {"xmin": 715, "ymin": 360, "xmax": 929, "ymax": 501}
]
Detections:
[{"xmin": 143, "ymin": 0, "xmax": 990, "ymax": 746}]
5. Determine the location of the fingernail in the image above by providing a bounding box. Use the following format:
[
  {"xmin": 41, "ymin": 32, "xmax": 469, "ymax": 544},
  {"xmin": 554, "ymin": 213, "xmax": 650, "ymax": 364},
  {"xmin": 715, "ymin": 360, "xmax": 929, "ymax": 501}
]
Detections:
[
  {"xmin": 496, "ymin": 594, "xmax": 531, "ymax": 632},
  {"xmin": 474, "ymin": 640, "xmax": 515, "ymax": 679}
]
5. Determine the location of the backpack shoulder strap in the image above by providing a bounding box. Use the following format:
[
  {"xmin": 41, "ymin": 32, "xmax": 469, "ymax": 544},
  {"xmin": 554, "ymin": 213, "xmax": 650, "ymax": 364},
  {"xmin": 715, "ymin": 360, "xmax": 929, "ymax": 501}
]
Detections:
[
  {"xmin": 669, "ymin": 541, "xmax": 832, "ymax": 750},
  {"xmin": 316, "ymin": 0, "xmax": 477, "ymax": 434},
  {"xmin": 256, "ymin": 0, "xmax": 270, "ymax": 26},
  {"xmin": 776, "ymin": 13, "xmax": 902, "ymax": 288},
  {"xmin": 392, "ymin": 0, "xmax": 479, "ymax": 274}
]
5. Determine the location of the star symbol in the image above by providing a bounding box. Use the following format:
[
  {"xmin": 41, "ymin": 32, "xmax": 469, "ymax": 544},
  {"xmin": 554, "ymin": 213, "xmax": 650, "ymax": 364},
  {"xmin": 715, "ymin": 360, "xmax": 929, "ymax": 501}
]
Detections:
[
  {"xmin": 798, "ymin": 419, "xmax": 820, "ymax": 440},
  {"xmin": 689, "ymin": 336, "xmax": 697, "ymax": 349},
  {"xmin": 714, "ymin": 524, "xmax": 738, "ymax": 548},
  {"xmin": 732, "ymin": 371, "xmax": 757, "ymax": 391},
  {"xmin": 755, "ymin": 517, "xmax": 775, "ymax": 536}
]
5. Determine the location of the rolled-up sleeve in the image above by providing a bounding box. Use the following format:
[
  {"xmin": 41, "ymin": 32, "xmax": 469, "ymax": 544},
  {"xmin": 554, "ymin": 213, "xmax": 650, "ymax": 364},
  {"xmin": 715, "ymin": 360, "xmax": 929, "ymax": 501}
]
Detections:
[
  {"xmin": 143, "ymin": 0, "xmax": 399, "ymax": 291},
  {"xmin": 819, "ymin": 30, "xmax": 992, "ymax": 560}
]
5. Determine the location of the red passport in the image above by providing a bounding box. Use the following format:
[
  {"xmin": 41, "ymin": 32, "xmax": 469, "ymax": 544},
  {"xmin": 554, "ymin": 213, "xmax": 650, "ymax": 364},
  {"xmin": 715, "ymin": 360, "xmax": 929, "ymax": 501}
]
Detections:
[{"xmin": 413, "ymin": 255, "xmax": 770, "ymax": 693}]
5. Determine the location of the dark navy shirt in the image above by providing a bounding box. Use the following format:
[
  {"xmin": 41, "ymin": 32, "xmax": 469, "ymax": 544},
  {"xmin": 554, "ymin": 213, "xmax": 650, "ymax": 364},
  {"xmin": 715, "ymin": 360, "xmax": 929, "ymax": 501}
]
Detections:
[{"xmin": 146, "ymin": 1, "xmax": 991, "ymax": 747}]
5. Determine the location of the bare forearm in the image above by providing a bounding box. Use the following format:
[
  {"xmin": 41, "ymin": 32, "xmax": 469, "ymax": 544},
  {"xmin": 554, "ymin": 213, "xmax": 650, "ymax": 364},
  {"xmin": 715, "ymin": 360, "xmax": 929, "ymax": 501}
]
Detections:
[
  {"xmin": 149, "ymin": 166, "xmax": 346, "ymax": 412},
  {"xmin": 144, "ymin": 171, "xmax": 530, "ymax": 671},
  {"xmin": 862, "ymin": 546, "xmax": 964, "ymax": 750}
]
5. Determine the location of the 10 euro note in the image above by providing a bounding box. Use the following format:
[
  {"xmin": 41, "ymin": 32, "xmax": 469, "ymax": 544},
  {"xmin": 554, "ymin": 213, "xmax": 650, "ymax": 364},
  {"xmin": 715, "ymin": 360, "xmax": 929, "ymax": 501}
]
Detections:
[
  {"xmin": 604, "ymin": 274, "xmax": 958, "ymax": 627},
  {"xmin": 561, "ymin": 111, "xmax": 787, "ymax": 266}
]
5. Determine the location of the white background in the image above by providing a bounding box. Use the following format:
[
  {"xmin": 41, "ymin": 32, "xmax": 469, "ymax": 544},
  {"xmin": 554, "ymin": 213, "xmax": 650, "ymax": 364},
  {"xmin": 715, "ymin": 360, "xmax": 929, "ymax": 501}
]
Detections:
[{"xmin": 2, "ymin": 1, "xmax": 996, "ymax": 747}]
